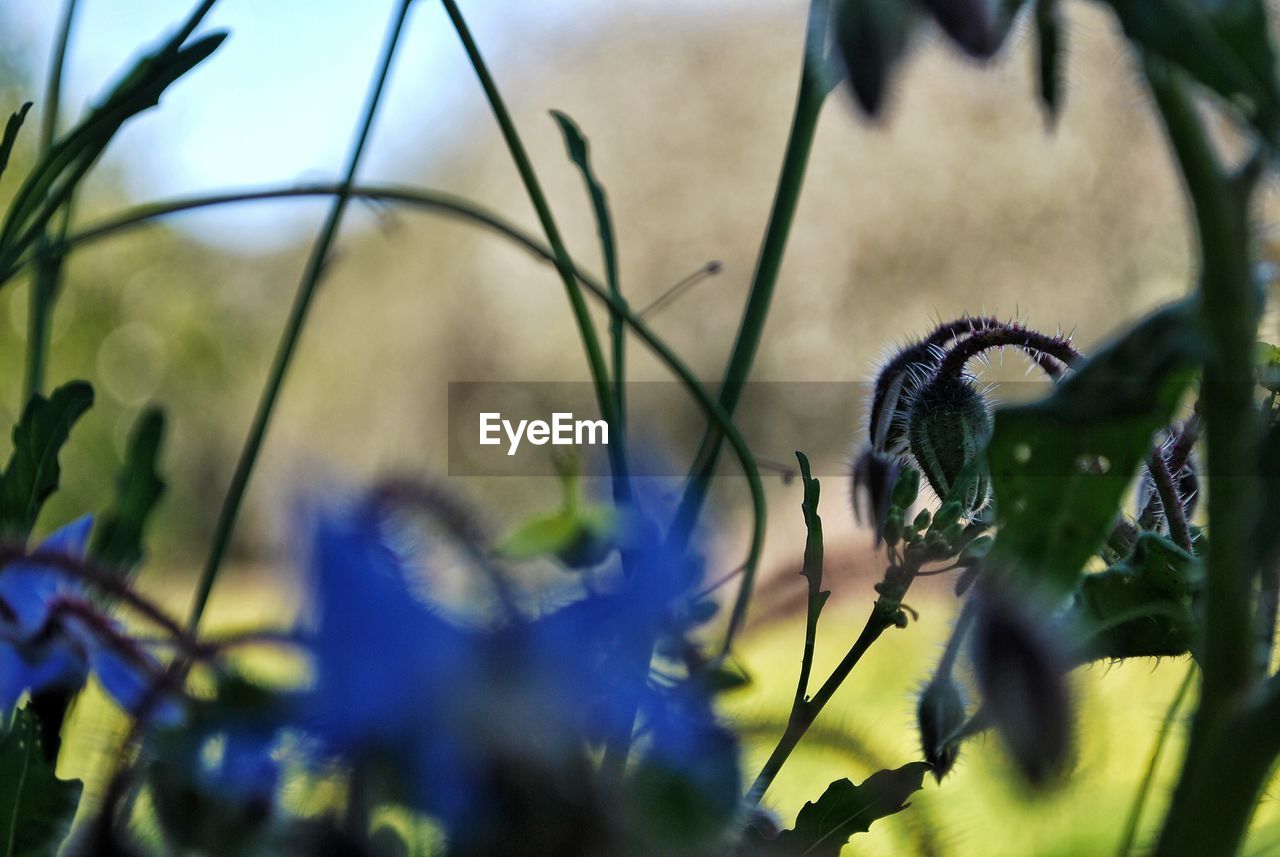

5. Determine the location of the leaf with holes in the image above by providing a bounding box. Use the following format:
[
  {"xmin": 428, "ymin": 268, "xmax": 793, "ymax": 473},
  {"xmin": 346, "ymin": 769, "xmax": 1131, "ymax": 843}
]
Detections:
[
  {"xmin": 0, "ymin": 706, "xmax": 83, "ymax": 857},
  {"xmin": 986, "ymin": 304, "xmax": 1199, "ymax": 601}
]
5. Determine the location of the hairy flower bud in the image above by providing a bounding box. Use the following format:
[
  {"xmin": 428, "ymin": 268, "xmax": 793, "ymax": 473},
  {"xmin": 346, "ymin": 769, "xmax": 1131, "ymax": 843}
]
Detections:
[
  {"xmin": 851, "ymin": 446, "xmax": 904, "ymax": 545},
  {"xmin": 917, "ymin": 676, "xmax": 967, "ymax": 781},
  {"xmin": 971, "ymin": 588, "xmax": 1073, "ymax": 787},
  {"xmin": 907, "ymin": 374, "xmax": 992, "ymax": 509}
]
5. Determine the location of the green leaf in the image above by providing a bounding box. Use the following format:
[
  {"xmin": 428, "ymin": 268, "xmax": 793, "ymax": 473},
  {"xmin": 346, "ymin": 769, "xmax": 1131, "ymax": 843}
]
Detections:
[
  {"xmin": 986, "ymin": 304, "xmax": 1198, "ymax": 601},
  {"xmin": 745, "ymin": 764, "xmax": 930, "ymax": 856},
  {"xmin": 1105, "ymin": 0, "xmax": 1280, "ymax": 144},
  {"xmin": 0, "ymin": 32, "xmax": 227, "ymax": 273},
  {"xmin": 796, "ymin": 452, "xmax": 829, "ymax": 627},
  {"xmin": 0, "ymin": 706, "xmax": 83, "ymax": 857},
  {"xmin": 550, "ymin": 110, "xmax": 619, "ymax": 301},
  {"xmin": 1258, "ymin": 341, "xmax": 1280, "ymax": 392},
  {"xmin": 496, "ymin": 506, "xmax": 615, "ymax": 568},
  {"xmin": 0, "ymin": 381, "xmax": 93, "ymax": 539},
  {"xmin": 90, "ymin": 408, "xmax": 166, "ymax": 575},
  {"xmin": 1066, "ymin": 533, "xmax": 1201, "ymax": 663},
  {"xmin": 0, "ymin": 103, "xmax": 31, "ymax": 184}
]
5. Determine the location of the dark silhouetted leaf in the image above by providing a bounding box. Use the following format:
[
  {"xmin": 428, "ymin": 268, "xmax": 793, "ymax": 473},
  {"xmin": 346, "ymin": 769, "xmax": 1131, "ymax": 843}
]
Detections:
[
  {"xmin": 0, "ymin": 103, "xmax": 32, "ymax": 184},
  {"xmin": 986, "ymin": 304, "xmax": 1198, "ymax": 600},
  {"xmin": 0, "ymin": 381, "xmax": 93, "ymax": 538},
  {"xmin": 91, "ymin": 408, "xmax": 166, "ymax": 575},
  {"xmin": 0, "ymin": 706, "xmax": 83, "ymax": 857},
  {"xmin": 743, "ymin": 763, "xmax": 930, "ymax": 855}
]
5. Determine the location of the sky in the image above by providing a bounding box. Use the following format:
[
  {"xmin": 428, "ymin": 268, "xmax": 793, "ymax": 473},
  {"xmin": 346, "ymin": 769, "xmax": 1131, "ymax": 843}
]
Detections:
[{"xmin": 2, "ymin": 0, "xmax": 751, "ymax": 253}]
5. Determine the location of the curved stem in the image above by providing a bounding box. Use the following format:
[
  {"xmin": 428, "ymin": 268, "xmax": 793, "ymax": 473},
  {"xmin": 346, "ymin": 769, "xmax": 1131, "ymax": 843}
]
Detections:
[
  {"xmin": 30, "ymin": 182, "xmax": 766, "ymax": 644},
  {"xmin": 935, "ymin": 325, "xmax": 1082, "ymax": 380},
  {"xmin": 186, "ymin": 0, "xmax": 414, "ymax": 633}
]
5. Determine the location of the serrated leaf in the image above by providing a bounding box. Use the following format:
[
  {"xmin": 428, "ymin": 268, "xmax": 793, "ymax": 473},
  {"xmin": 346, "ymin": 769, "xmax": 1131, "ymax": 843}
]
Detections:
[
  {"xmin": 986, "ymin": 304, "xmax": 1198, "ymax": 601},
  {"xmin": 745, "ymin": 764, "xmax": 930, "ymax": 856},
  {"xmin": 0, "ymin": 381, "xmax": 93, "ymax": 539},
  {"xmin": 0, "ymin": 706, "xmax": 83, "ymax": 857},
  {"xmin": 90, "ymin": 408, "xmax": 166, "ymax": 576},
  {"xmin": 796, "ymin": 452, "xmax": 828, "ymax": 627},
  {"xmin": 0, "ymin": 103, "xmax": 31, "ymax": 184}
]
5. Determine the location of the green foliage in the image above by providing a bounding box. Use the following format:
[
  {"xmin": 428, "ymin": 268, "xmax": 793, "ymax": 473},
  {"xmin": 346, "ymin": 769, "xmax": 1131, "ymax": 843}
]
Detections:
[
  {"xmin": 90, "ymin": 408, "xmax": 166, "ymax": 574},
  {"xmin": 0, "ymin": 381, "xmax": 92, "ymax": 539},
  {"xmin": 0, "ymin": 30, "xmax": 227, "ymax": 281},
  {"xmin": 743, "ymin": 763, "xmax": 930, "ymax": 856},
  {"xmin": 1105, "ymin": 0, "xmax": 1280, "ymax": 144},
  {"xmin": 986, "ymin": 304, "xmax": 1199, "ymax": 601},
  {"xmin": 0, "ymin": 103, "xmax": 31, "ymax": 185},
  {"xmin": 1067, "ymin": 533, "xmax": 1202, "ymax": 662},
  {"xmin": 0, "ymin": 707, "xmax": 82, "ymax": 857},
  {"xmin": 797, "ymin": 452, "xmax": 830, "ymax": 630}
]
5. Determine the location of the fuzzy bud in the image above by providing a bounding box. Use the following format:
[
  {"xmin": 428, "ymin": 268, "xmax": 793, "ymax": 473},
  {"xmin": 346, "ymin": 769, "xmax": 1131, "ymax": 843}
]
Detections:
[
  {"xmin": 834, "ymin": 0, "xmax": 920, "ymax": 117},
  {"xmin": 907, "ymin": 374, "xmax": 992, "ymax": 510},
  {"xmin": 917, "ymin": 676, "xmax": 967, "ymax": 781},
  {"xmin": 971, "ymin": 588, "xmax": 1073, "ymax": 787}
]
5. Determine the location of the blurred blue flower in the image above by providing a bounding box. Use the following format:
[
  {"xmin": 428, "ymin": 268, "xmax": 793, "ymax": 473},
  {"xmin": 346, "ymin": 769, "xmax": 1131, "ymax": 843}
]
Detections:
[
  {"xmin": 295, "ymin": 496, "xmax": 736, "ymax": 836},
  {"xmin": 0, "ymin": 516, "xmax": 179, "ymax": 722}
]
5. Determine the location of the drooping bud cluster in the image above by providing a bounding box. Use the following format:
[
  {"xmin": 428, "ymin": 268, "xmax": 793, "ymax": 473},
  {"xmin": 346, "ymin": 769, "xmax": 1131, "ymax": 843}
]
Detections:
[{"xmin": 852, "ymin": 317, "xmax": 1079, "ymax": 542}]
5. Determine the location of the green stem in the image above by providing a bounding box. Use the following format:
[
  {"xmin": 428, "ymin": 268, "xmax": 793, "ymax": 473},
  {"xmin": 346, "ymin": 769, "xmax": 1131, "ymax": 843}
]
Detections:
[
  {"xmin": 671, "ymin": 6, "xmax": 828, "ymax": 552},
  {"xmin": 1146, "ymin": 61, "xmax": 1266, "ymax": 857},
  {"xmin": 186, "ymin": 0, "xmax": 413, "ymax": 632},
  {"xmin": 439, "ymin": 0, "xmax": 625, "ymax": 497},
  {"xmin": 748, "ymin": 558, "xmax": 918, "ymax": 804},
  {"xmin": 23, "ymin": 0, "xmax": 80, "ymax": 403},
  {"xmin": 35, "ymin": 181, "xmax": 765, "ymax": 642}
]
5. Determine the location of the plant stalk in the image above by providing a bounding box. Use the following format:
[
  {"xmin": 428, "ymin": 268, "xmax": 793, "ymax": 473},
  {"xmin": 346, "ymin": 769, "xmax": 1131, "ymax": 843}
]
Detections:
[{"xmin": 187, "ymin": 0, "xmax": 413, "ymax": 632}]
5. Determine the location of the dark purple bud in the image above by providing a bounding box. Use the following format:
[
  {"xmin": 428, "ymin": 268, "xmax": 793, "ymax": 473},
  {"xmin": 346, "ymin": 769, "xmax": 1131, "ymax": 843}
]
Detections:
[
  {"xmin": 834, "ymin": 0, "xmax": 920, "ymax": 117},
  {"xmin": 921, "ymin": 0, "xmax": 1016, "ymax": 59},
  {"xmin": 971, "ymin": 587, "xmax": 1073, "ymax": 787},
  {"xmin": 851, "ymin": 446, "xmax": 904, "ymax": 545}
]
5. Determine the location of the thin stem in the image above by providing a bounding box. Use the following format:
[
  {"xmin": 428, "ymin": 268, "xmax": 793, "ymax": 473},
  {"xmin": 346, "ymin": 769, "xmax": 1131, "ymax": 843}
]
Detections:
[
  {"xmin": 1117, "ymin": 662, "xmax": 1197, "ymax": 857},
  {"xmin": 23, "ymin": 0, "xmax": 80, "ymax": 402},
  {"xmin": 1147, "ymin": 449, "xmax": 1193, "ymax": 551},
  {"xmin": 22, "ymin": 182, "xmax": 766, "ymax": 593},
  {"xmin": 439, "ymin": 0, "xmax": 623, "ymax": 496},
  {"xmin": 747, "ymin": 557, "xmax": 920, "ymax": 804},
  {"xmin": 672, "ymin": 0, "xmax": 830, "ymax": 548},
  {"xmin": 186, "ymin": 0, "xmax": 414, "ymax": 633}
]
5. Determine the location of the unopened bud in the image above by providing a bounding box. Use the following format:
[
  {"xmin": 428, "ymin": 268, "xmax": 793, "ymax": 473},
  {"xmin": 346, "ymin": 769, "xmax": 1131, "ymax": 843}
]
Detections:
[
  {"xmin": 917, "ymin": 677, "xmax": 967, "ymax": 781},
  {"xmin": 907, "ymin": 375, "xmax": 992, "ymax": 510}
]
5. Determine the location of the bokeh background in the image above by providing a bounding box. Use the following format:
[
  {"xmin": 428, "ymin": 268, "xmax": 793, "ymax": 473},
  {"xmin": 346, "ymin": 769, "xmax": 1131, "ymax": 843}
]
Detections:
[{"xmin": 2, "ymin": 1, "xmax": 1279, "ymax": 854}]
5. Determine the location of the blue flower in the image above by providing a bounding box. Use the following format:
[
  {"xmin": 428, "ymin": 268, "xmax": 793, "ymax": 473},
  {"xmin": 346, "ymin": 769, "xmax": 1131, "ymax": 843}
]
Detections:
[
  {"xmin": 294, "ymin": 496, "xmax": 736, "ymax": 838},
  {"xmin": 0, "ymin": 516, "xmax": 179, "ymax": 722}
]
